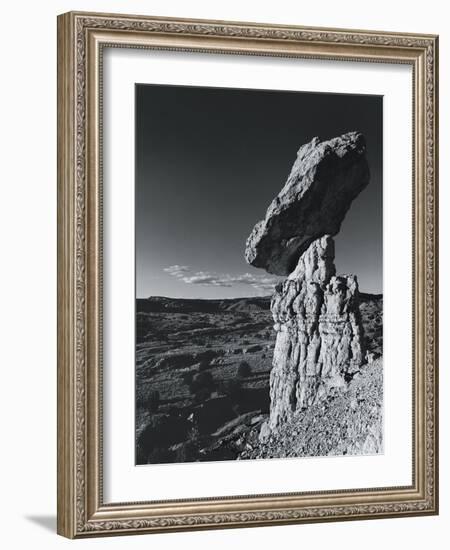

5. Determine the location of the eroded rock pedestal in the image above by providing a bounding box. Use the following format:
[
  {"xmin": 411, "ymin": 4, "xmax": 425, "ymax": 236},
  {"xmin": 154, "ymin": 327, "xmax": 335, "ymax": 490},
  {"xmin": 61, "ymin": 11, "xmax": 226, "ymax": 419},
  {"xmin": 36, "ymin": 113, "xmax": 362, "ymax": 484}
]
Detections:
[
  {"xmin": 245, "ymin": 132, "xmax": 370, "ymax": 276},
  {"xmin": 245, "ymin": 132, "xmax": 370, "ymax": 435},
  {"xmin": 269, "ymin": 235, "xmax": 365, "ymax": 429}
]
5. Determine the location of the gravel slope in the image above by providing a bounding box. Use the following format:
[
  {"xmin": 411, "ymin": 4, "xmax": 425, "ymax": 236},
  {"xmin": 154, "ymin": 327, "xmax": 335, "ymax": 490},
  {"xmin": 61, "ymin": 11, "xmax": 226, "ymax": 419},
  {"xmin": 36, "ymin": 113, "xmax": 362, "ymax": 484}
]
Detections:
[{"xmin": 240, "ymin": 357, "xmax": 383, "ymax": 459}]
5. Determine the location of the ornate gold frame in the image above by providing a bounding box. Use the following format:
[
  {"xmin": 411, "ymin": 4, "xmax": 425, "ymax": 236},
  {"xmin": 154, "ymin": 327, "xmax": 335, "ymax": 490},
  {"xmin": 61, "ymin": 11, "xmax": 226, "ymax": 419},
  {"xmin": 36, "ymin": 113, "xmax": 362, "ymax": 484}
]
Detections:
[{"xmin": 57, "ymin": 11, "xmax": 439, "ymax": 538}]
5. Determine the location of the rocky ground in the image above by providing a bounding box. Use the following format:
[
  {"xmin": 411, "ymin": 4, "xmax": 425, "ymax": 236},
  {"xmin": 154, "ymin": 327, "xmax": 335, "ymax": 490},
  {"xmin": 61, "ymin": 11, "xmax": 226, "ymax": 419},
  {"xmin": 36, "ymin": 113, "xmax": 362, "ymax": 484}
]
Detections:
[
  {"xmin": 136, "ymin": 293, "xmax": 382, "ymax": 464},
  {"xmin": 240, "ymin": 358, "xmax": 383, "ymax": 460}
]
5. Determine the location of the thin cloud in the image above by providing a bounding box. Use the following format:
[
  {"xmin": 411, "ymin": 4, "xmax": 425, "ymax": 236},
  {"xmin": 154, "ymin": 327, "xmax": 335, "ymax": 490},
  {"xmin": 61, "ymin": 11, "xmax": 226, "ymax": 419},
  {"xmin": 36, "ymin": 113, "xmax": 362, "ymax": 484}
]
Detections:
[
  {"xmin": 163, "ymin": 265, "xmax": 191, "ymax": 277},
  {"xmin": 181, "ymin": 272, "xmax": 233, "ymax": 287},
  {"xmin": 163, "ymin": 265, "xmax": 281, "ymax": 292}
]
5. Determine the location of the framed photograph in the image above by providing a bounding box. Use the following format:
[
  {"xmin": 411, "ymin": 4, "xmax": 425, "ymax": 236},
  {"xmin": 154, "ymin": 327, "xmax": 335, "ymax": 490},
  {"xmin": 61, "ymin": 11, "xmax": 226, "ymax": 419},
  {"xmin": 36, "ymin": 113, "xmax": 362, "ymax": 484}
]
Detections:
[{"xmin": 57, "ymin": 11, "xmax": 439, "ymax": 538}]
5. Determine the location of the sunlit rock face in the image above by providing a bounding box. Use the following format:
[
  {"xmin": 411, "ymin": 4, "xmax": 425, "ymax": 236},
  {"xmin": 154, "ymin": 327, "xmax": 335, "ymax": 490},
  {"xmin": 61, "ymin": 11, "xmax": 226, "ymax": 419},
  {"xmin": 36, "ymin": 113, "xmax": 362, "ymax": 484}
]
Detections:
[
  {"xmin": 268, "ymin": 236, "xmax": 365, "ymax": 429},
  {"xmin": 245, "ymin": 131, "xmax": 369, "ymax": 276}
]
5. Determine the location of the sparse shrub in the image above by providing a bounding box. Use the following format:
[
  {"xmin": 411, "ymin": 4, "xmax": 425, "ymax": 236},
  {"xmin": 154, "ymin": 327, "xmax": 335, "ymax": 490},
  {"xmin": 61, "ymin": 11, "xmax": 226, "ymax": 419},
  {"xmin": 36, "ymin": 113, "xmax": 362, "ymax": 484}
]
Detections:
[
  {"xmin": 220, "ymin": 378, "xmax": 243, "ymax": 401},
  {"xmin": 244, "ymin": 344, "xmax": 263, "ymax": 353},
  {"xmin": 147, "ymin": 390, "xmax": 160, "ymax": 413},
  {"xmin": 189, "ymin": 371, "xmax": 214, "ymax": 394},
  {"xmin": 197, "ymin": 349, "xmax": 221, "ymax": 362},
  {"xmin": 137, "ymin": 418, "xmax": 164, "ymax": 462},
  {"xmin": 194, "ymin": 386, "xmax": 212, "ymax": 403},
  {"xmin": 196, "ymin": 370, "xmax": 213, "ymax": 385},
  {"xmin": 147, "ymin": 447, "xmax": 173, "ymax": 464},
  {"xmin": 182, "ymin": 371, "xmax": 194, "ymax": 385},
  {"xmin": 198, "ymin": 359, "xmax": 210, "ymax": 372},
  {"xmin": 137, "ymin": 414, "xmax": 189, "ymax": 463},
  {"xmin": 175, "ymin": 440, "xmax": 199, "ymax": 463},
  {"xmin": 237, "ymin": 361, "xmax": 252, "ymax": 378}
]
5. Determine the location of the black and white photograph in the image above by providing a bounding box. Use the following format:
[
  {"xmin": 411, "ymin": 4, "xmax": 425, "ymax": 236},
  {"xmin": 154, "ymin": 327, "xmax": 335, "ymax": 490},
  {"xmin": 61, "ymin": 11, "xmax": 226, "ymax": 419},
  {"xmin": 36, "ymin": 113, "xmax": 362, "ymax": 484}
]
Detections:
[{"xmin": 135, "ymin": 83, "xmax": 383, "ymax": 465}]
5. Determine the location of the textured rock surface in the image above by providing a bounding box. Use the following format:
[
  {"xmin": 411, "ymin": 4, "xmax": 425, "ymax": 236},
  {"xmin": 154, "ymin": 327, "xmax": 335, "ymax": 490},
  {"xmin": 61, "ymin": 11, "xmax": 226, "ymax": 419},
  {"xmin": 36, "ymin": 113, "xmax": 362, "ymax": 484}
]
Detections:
[
  {"xmin": 245, "ymin": 131, "xmax": 369, "ymax": 276},
  {"xmin": 241, "ymin": 358, "xmax": 383, "ymax": 460},
  {"xmin": 268, "ymin": 236, "xmax": 365, "ymax": 429}
]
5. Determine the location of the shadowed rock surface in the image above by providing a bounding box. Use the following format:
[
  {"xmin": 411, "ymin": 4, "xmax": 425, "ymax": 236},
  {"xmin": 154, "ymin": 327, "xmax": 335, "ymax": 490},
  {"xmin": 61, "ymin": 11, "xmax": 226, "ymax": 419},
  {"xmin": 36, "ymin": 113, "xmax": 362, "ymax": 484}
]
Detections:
[{"xmin": 245, "ymin": 132, "xmax": 370, "ymax": 276}]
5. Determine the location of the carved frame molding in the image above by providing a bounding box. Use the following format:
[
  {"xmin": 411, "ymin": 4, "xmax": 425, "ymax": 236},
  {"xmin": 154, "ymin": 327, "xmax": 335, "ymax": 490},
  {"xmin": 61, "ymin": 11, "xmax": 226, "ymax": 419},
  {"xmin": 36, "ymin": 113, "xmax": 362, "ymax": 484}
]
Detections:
[{"xmin": 57, "ymin": 11, "xmax": 438, "ymax": 538}]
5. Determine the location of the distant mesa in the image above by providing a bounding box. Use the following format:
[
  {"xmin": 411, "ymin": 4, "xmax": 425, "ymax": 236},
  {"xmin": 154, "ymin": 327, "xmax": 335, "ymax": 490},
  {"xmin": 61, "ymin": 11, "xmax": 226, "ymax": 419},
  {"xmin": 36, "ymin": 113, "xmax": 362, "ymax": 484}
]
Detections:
[
  {"xmin": 245, "ymin": 131, "xmax": 370, "ymax": 276},
  {"xmin": 138, "ymin": 295, "xmax": 271, "ymax": 314}
]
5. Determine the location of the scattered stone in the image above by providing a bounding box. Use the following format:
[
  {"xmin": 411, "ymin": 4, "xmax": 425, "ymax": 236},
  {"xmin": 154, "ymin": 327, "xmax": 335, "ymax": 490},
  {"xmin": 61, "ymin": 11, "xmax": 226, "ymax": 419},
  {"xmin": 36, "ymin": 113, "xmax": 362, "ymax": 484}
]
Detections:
[
  {"xmin": 251, "ymin": 414, "xmax": 266, "ymax": 425},
  {"xmin": 243, "ymin": 344, "xmax": 263, "ymax": 353},
  {"xmin": 259, "ymin": 421, "xmax": 271, "ymax": 443},
  {"xmin": 244, "ymin": 359, "xmax": 383, "ymax": 459}
]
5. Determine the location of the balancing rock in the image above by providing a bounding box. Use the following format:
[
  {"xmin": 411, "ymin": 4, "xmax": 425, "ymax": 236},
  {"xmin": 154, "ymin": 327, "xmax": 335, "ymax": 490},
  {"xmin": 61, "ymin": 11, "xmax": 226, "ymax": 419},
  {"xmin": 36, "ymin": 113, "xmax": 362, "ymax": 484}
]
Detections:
[
  {"xmin": 245, "ymin": 132, "xmax": 369, "ymax": 276},
  {"xmin": 245, "ymin": 132, "xmax": 369, "ymax": 431}
]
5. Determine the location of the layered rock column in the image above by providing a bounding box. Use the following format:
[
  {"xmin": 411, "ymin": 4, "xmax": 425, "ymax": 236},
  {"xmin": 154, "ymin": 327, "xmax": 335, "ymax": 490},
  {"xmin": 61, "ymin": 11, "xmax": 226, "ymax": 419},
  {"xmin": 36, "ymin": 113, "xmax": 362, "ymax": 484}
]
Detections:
[
  {"xmin": 245, "ymin": 131, "xmax": 370, "ymax": 432},
  {"xmin": 269, "ymin": 235, "xmax": 365, "ymax": 429}
]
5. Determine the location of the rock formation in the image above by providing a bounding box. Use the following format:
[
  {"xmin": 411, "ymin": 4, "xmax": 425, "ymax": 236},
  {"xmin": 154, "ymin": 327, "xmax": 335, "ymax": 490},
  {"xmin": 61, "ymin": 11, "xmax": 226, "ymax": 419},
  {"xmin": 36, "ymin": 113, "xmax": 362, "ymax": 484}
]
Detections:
[
  {"xmin": 245, "ymin": 132, "xmax": 369, "ymax": 276},
  {"xmin": 245, "ymin": 132, "xmax": 369, "ymax": 432},
  {"xmin": 269, "ymin": 235, "xmax": 365, "ymax": 429}
]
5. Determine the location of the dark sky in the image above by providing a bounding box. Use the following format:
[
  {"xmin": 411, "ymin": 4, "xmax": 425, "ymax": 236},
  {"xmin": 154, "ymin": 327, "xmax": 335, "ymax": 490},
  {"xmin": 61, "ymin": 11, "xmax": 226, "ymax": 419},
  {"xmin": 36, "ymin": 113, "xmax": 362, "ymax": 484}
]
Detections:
[{"xmin": 136, "ymin": 84, "xmax": 382, "ymax": 299}]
